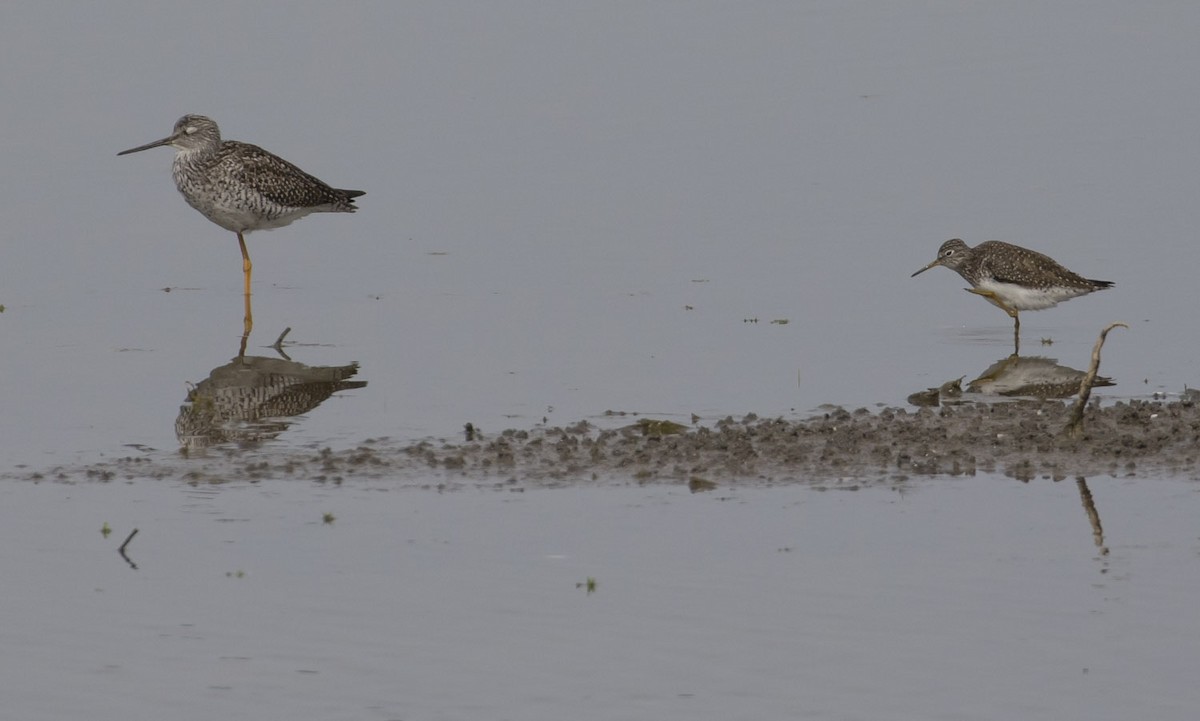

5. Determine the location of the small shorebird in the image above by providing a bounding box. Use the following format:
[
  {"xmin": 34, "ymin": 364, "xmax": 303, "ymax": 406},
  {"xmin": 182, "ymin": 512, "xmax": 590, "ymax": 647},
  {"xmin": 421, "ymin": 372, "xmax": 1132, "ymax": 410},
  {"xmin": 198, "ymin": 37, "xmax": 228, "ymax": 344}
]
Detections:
[
  {"xmin": 912, "ymin": 239, "xmax": 1113, "ymax": 338},
  {"xmin": 118, "ymin": 114, "xmax": 364, "ymax": 297}
]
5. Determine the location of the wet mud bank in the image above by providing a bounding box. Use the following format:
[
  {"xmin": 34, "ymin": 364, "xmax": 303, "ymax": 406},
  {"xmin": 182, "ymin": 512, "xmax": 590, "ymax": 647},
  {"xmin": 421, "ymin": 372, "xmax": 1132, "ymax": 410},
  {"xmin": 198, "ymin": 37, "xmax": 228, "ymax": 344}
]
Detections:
[
  {"xmin": 24, "ymin": 395, "xmax": 1200, "ymax": 486},
  {"xmin": 402, "ymin": 397, "xmax": 1200, "ymax": 484}
]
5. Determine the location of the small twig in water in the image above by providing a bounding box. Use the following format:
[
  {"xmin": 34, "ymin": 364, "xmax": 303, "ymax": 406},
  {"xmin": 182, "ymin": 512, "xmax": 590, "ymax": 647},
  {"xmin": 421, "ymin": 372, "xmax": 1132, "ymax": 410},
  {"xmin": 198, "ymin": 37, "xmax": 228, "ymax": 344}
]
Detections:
[
  {"xmin": 1063, "ymin": 322, "xmax": 1127, "ymax": 439},
  {"xmin": 118, "ymin": 528, "xmax": 140, "ymax": 570},
  {"xmin": 271, "ymin": 327, "xmax": 294, "ymax": 360},
  {"xmin": 119, "ymin": 528, "xmax": 138, "ymax": 554}
]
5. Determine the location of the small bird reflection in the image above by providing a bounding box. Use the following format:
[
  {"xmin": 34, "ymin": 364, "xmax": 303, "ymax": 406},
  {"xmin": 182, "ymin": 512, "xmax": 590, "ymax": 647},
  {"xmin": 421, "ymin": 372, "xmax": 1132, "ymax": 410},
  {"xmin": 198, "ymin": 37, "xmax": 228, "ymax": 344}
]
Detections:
[
  {"xmin": 176, "ymin": 353, "xmax": 366, "ymax": 452},
  {"xmin": 909, "ymin": 355, "xmax": 1114, "ymax": 407},
  {"xmin": 967, "ymin": 355, "xmax": 1113, "ymax": 399}
]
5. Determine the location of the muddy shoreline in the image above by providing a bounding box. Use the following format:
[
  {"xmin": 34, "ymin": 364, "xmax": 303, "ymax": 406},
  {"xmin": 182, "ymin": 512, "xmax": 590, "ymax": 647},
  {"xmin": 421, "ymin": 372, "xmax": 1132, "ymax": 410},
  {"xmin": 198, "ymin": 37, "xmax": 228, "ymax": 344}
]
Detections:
[{"xmin": 19, "ymin": 394, "xmax": 1200, "ymax": 486}]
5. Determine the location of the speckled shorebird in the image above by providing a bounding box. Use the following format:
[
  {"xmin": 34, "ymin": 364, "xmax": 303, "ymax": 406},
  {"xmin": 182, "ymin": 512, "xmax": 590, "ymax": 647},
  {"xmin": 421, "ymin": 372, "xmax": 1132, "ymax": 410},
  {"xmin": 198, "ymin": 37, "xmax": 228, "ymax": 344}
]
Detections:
[
  {"xmin": 118, "ymin": 114, "xmax": 364, "ymax": 297},
  {"xmin": 911, "ymin": 239, "xmax": 1113, "ymax": 335}
]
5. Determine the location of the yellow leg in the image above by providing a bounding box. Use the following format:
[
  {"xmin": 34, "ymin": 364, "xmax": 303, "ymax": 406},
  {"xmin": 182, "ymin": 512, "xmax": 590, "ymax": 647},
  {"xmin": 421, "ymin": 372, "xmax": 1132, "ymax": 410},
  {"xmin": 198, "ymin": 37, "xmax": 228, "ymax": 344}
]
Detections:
[
  {"xmin": 238, "ymin": 231, "xmax": 252, "ymax": 298},
  {"xmin": 240, "ymin": 283, "xmax": 254, "ymax": 345},
  {"xmin": 238, "ymin": 232, "xmax": 254, "ymax": 342},
  {"xmin": 965, "ymin": 287, "xmax": 1023, "ymax": 350},
  {"xmin": 243, "ymin": 287, "xmax": 254, "ymax": 330},
  {"xmin": 966, "ymin": 288, "xmax": 1021, "ymax": 318}
]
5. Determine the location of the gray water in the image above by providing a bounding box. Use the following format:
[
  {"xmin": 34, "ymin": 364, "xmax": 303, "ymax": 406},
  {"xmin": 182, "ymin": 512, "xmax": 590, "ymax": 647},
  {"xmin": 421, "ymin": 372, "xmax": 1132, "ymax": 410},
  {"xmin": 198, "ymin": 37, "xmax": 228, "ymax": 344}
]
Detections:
[
  {"xmin": 4, "ymin": 477, "xmax": 1198, "ymax": 721},
  {"xmin": 2, "ymin": 2, "xmax": 1199, "ymax": 718}
]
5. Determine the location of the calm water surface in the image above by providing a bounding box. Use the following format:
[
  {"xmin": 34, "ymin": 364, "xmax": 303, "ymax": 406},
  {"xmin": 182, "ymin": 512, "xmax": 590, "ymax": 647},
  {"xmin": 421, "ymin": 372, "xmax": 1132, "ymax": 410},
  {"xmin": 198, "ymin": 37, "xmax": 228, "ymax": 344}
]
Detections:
[{"xmin": 2, "ymin": 476, "xmax": 1197, "ymax": 720}]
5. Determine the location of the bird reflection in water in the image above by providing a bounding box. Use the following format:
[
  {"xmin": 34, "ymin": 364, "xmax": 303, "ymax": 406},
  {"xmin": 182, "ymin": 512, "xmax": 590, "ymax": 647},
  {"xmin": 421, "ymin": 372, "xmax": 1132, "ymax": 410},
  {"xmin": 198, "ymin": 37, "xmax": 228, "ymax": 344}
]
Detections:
[
  {"xmin": 176, "ymin": 337, "xmax": 366, "ymax": 453},
  {"xmin": 909, "ymin": 354, "xmax": 1115, "ymax": 407},
  {"xmin": 967, "ymin": 355, "xmax": 1113, "ymax": 399}
]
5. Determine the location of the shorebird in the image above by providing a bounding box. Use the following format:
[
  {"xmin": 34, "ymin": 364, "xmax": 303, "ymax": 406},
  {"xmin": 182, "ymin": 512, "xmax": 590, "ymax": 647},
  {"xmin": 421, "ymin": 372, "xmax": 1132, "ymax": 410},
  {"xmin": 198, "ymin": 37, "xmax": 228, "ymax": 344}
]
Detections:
[
  {"xmin": 118, "ymin": 114, "xmax": 364, "ymax": 297},
  {"xmin": 912, "ymin": 239, "xmax": 1113, "ymax": 338}
]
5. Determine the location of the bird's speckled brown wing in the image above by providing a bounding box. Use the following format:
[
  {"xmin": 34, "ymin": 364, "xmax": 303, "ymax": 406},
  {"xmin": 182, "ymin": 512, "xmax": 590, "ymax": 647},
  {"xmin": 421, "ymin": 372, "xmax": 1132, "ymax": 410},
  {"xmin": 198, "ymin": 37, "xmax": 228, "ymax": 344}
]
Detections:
[
  {"xmin": 974, "ymin": 241, "xmax": 1097, "ymax": 290},
  {"xmin": 220, "ymin": 141, "xmax": 358, "ymax": 210}
]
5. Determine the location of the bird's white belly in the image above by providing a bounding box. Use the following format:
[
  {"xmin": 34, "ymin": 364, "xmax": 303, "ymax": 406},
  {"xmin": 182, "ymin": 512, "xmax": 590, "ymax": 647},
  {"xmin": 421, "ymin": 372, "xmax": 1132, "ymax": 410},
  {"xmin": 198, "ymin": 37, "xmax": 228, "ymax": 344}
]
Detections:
[
  {"xmin": 975, "ymin": 279, "xmax": 1088, "ymax": 311},
  {"xmin": 207, "ymin": 206, "xmax": 314, "ymax": 233},
  {"xmin": 182, "ymin": 192, "xmax": 314, "ymax": 233}
]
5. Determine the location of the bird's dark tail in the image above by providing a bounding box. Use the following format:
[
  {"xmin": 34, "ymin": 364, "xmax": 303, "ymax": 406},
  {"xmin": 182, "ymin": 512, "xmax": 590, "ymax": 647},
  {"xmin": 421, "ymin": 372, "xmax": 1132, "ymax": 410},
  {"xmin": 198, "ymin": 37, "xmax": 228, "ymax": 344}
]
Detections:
[
  {"xmin": 339, "ymin": 189, "xmax": 366, "ymax": 199},
  {"xmin": 1090, "ymin": 279, "xmax": 1115, "ymax": 289}
]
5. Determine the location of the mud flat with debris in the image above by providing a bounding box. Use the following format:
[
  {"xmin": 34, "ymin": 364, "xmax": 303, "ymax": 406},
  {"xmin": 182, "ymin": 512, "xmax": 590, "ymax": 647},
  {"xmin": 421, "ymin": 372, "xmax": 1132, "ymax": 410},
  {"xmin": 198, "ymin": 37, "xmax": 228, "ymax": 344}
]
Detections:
[{"xmin": 21, "ymin": 393, "xmax": 1200, "ymax": 486}]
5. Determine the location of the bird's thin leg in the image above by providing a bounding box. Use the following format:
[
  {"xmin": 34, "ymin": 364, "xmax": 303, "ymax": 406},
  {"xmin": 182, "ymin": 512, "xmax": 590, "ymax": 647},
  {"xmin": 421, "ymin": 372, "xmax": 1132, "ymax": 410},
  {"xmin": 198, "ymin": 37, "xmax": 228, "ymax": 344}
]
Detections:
[
  {"xmin": 238, "ymin": 231, "xmax": 252, "ymax": 297},
  {"xmin": 242, "ymin": 272, "xmax": 254, "ymax": 344},
  {"xmin": 966, "ymin": 287, "xmax": 1023, "ymax": 350}
]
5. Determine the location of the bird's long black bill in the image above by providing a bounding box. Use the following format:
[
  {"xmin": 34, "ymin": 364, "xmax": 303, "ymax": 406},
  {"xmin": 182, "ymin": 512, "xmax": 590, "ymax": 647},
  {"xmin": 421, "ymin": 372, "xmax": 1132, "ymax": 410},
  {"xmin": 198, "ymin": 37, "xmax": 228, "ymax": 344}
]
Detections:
[
  {"xmin": 911, "ymin": 260, "xmax": 941, "ymax": 278},
  {"xmin": 117, "ymin": 136, "xmax": 174, "ymax": 156}
]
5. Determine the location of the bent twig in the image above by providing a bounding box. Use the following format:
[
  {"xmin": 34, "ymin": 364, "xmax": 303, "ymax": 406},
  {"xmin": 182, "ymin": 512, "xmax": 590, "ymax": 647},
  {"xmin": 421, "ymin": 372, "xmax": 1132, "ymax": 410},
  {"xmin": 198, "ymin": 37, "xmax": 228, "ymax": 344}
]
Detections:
[{"xmin": 1063, "ymin": 322, "xmax": 1127, "ymax": 439}]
